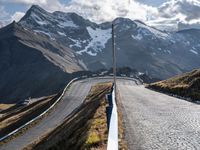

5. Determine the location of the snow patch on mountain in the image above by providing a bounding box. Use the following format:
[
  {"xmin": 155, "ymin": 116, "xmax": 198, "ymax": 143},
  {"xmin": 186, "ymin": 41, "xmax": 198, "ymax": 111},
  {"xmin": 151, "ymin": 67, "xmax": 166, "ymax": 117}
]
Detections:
[
  {"xmin": 77, "ymin": 27, "xmax": 111, "ymax": 56},
  {"xmin": 68, "ymin": 37, "xmax": 82, "ymax": 48},
  {"xmin": 167, "ymin": 50, "xmax": 172, "ymax": 54},
  {"xmin": 136, "ymin": 21, "xmax": 169, "ymax": 39},
  {"xmin": 34, "ymin": 30, "xmax": 55, "ymax": 40},
  {"xmin": 31, "ymin": 12, "xmax": 48, "ymax": 25},
  {"xmin": 57, "ymin": 31, "xmax": 66, "ymax": 36},
  {"xmin": 58, "ymin": 20, "xmax": 78, "ymax": 28},
  {"xmin": 132, "ymin": 34, "xmax": 143, "ymax": 40},
  {"xmin": 190, "ymin": 49, "xmax": 198, "ymax": 55}
]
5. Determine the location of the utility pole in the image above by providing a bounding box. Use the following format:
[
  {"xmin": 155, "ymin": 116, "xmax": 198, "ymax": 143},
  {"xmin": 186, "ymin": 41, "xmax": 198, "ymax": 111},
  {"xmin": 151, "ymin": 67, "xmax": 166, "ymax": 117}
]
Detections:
[{"xmin": 112, "ymin": 23, "xmax": 117, "ymax": 95}]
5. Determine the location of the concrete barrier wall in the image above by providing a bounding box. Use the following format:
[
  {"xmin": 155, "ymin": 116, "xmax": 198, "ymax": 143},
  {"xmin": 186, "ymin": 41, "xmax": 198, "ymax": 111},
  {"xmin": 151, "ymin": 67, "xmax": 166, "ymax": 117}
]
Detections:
[{"xmin": 107, "ymin": 85, "xmax": 118, "ymax": 150}]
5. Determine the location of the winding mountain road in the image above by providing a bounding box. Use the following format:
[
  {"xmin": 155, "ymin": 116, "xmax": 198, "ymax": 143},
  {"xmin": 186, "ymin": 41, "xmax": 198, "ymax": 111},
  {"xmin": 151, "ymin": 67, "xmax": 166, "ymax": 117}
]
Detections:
[
  {"xmin": 0, "ymin": 78, "xmax": 113, "ymax": 150},
  {"xmin": 119, "ymin": 80, "xmax": 200, "ymax": 150},
  {"xmin": 1, "ymin": 77, "xmax": 200, "ymax": 150}
]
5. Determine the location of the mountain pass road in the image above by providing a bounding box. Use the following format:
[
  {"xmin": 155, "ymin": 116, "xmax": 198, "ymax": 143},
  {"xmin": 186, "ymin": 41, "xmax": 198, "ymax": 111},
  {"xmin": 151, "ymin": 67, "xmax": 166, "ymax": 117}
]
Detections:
[{"xmin": 118, "ymin": 80, "xmax": 200, "ymax": 150}]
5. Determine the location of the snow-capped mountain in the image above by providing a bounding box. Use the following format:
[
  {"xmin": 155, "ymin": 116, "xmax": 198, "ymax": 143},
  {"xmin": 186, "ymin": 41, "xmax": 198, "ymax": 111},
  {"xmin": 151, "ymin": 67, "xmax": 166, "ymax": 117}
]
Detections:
[
  {"xmin": 18, "ymin": 5, "xmax": 200, "ymax": 79},
  {"xmin": 19, "ymin": 5, "xmax": 109, "ymax": 56}
]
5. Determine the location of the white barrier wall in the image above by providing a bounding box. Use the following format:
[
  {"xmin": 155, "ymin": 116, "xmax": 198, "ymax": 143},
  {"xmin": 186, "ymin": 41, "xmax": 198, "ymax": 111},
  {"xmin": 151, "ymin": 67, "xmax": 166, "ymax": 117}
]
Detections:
[{"xmin": 107, "ymin": 86, "xmax": 118, "ymax": 150}]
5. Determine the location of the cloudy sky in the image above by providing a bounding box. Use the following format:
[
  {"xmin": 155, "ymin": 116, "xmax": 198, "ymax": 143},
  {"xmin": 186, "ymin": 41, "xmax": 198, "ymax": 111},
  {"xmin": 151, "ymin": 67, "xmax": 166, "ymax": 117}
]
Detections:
[{"xmin": 0, "ymin": 0, "xmax": 200, "ymax": 30}]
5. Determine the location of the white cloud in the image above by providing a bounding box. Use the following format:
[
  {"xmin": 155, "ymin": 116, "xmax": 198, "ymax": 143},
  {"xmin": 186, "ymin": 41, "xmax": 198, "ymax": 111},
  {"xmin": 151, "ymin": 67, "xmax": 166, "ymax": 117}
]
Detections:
[
  {"xmin": 2, "ymin": 0, "xmax": 47, "ymax": 5},
  {"xmin": 2, "ymin": 0, "xmax": 64, "ymax": 12},
  {"xmin": 0, "ymin": 6, "xmax": 9, "ymax": 20},
  {"xmin": 2, "ymin": 0, "xmax": 158, "ymax": 23},
  {"xmin": 135, "ymin": 0, "xmax": 168, "ymax": 7},
  {"xmin": 11, "ymin": 12, "xmax": 25, "ymax": 22},
  {"xmin": 0, "ymin": 5, "xmax": 24, "ymax": 27},
  {"xmin": 1, "ymin": 0, "xmax": 200, "ymax": 30},
  {"xmin": 148, "ymin": 0, "xmax": 200, "ymax": 30},
  {"xmin": 0, "ymin": 6, "xmax": 10, "ymax": 28},
  {"xmin": 64, "ymin": 0, "xmax": 158, "ymax": 23},
  {"xmin": 63, "ymin": 0, "xmax": 200, "ymax": 30},
  {"xmin": 158, "ymin": 0, "xmax": 200, "ymax": 22}
]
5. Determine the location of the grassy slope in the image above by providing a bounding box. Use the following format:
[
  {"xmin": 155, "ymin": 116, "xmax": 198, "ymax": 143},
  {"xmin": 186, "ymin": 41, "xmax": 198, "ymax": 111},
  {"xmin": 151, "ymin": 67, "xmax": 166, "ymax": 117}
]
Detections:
[
  {"xmin": 0, "ymin": 94, "xmax": 59, "ymax": 139},
  {"xmin": 24, "ymin": 82, "xmax": 112, "ymax": 150},
  {"xmin": 146, "ymin": 69, "xmax": 200, "ymax": 101},
  {"xmin": 0, "ymin": 104, "xmax": 15, "ymax": 112}
]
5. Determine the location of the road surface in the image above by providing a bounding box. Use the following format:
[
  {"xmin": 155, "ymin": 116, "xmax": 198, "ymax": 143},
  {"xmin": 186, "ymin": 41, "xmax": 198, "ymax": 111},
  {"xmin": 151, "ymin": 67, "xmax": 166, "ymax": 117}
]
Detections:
[
  {"xmin": 1, "ymin": 77, "xmax": 200, "ymax": 150},
  {"xmin": 0, "ymin": 78, "xmax": 114, "ymax": 150},
  {"xmin": 118, "ymin": 80, "xmax": 200, "ymax": 150}
]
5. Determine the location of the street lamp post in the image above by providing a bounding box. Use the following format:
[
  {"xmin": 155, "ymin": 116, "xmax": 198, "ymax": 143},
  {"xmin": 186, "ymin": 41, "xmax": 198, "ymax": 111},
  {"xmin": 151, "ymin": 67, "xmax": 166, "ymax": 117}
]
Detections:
[{"xmin": 112, "ymin": 23, "xmax": 117, "ymax": 95}]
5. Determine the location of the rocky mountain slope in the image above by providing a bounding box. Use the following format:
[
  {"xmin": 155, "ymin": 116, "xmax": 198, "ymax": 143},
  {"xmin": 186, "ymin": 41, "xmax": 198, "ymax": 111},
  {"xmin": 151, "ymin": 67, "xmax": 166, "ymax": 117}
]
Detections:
[
  {"xmin": 0, "ymin": 21, "xmax": 82, "ymax": 103},
  {"xmin": 1, "ymin": 5, "xmax": 200, "ymax": 103},
  {"xmin": 18, "ymin": 5, "xmax": 200, "ymax": 79}
]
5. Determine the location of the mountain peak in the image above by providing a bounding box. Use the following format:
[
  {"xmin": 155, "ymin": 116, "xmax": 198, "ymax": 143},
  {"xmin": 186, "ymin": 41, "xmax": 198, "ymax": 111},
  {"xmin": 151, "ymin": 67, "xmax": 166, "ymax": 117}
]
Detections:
[
  {"xmin": 19, "ymin": 5, "xmax": 49, "ymax": 22},
  {"xmin": 52, "ymin": 11, "xmax": 82, "ymax": 21},
  {"xmin": 113, "ymin": 17, "xmax": 133, "ymax": 24},
  {"xmin": 29, "ymin": 5, "xmax": 46, "ymax": 12}
]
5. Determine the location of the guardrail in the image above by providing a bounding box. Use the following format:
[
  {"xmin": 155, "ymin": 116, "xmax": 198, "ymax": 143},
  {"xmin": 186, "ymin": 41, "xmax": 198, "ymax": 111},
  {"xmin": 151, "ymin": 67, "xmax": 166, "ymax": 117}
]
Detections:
[
  {"xmin": 0, "ymin": 77, "xmax": 79, "ymax": 142},
  {"xmin": 107, "ymin": 85, "xmax": 118, "ymax": 150},
  {"xmin": 1, "ymin": 76, "xmax": 136, "ymax": 145}
]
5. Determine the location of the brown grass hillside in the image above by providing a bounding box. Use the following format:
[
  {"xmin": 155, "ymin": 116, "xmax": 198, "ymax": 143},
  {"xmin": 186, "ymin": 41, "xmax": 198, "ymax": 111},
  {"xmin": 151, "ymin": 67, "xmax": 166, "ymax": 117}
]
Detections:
[
  {"xmin": 24, "ymin": 82, "xmax": 112, "ymax": 150},
  {"xmin": 146, "ymin": 69, "xmax": 200, "ymax": 102}
]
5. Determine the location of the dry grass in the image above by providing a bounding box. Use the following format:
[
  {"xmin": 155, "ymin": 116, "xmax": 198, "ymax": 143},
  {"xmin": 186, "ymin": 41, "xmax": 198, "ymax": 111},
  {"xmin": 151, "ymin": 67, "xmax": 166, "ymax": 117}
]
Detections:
[
  {"xmin": 0, "ymin": 98, "xmax": 52, "ymax": 129},
  {"xmin": 23, "ymin": 82, "xmax": 112, "ymax": 150},
  {"xmin": 0, "ymin": 104, "xmax": 15, "ymax": 112},
  {"xmin": 146, "ymin": 69, "xmax": 200, "ymax": 101},
  {"xmin": 83, "ymin": 99, "xmax": 108, "ymax": 149},
  {"xmin": 116, "ymin": 88, "xmax": 128, "ymax": 150},
  {"xmin": 0, "ymin": 95, "xmax": 58, "ymax": 145}
]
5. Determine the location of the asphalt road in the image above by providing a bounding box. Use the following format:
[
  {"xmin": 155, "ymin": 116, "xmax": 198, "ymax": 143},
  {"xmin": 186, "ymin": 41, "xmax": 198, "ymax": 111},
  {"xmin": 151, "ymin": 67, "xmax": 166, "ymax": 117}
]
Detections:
[
  {"xmin": 0, "ymin": 78, "xmax": 113, "ymax": 150},
  {"xmin": 2, "ymin": 77, "xmax": 200, "ymax": 150},
  {"xmin": 118, "ymin": 80, "xmax": 200, "ymax": 150}
]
